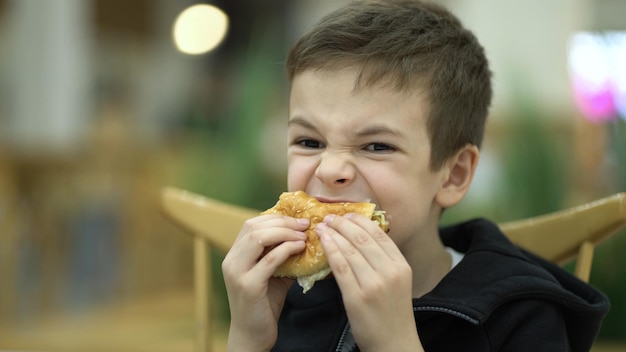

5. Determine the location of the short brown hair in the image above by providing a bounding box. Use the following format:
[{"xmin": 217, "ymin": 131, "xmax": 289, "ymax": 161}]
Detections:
[{"xmin": 286, "ymin": 0, "xmax": 492, "ymax": 170}]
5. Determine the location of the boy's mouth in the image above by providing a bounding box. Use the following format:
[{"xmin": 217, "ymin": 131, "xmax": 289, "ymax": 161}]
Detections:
[
  {"xmin": 314, "ymin": 196, "xmax": 380, "ymax": 210},
  {"xmin": 315, "ymin": 196, "xmax": 351, "ymax": 203},
  {"xmin": 314, "ymin": 196, "xmax": 375, "ymax": 206}
]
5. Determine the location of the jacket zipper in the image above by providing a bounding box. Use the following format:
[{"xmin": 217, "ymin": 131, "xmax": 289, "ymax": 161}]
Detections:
[
  {"xmin": 413, "ymin": 305, "xmax": 479, "ymax": 325},
  {"xmin": 334, "ymin": 305, "xmax": 478, "ymax": 352},
  {"xmin": 335, "ymin": 322, "xmax": 357, "ymax": 352}
]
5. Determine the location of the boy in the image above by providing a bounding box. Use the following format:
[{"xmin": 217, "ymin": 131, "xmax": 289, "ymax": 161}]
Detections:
[{"xmin": 221, "ymin": 0, "xmax": 609, "ymax": 351}]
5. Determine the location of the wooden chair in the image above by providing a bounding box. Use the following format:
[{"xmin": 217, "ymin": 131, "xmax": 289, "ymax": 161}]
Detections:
[
  {"xmin": 161, "ymin": 187, "xmax": 626, "ymax": 352},
  {"xmin": 499, "ymin": 192, "xmax": 626, "ymax": 282},
  {"xmin": 161, "ymin": 187, "xmax": 258, "ymax": 352}
]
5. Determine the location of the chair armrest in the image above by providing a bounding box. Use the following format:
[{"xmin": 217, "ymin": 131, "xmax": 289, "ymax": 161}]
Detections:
[{"xmin": 161, "ymin": 187, "xmax": 259, "ymax": 252}]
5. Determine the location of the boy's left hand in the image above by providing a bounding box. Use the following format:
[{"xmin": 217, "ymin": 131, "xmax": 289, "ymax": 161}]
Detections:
[{"xmin": 317, "ymin": 214, "xmax": 424, "ymax": 352}]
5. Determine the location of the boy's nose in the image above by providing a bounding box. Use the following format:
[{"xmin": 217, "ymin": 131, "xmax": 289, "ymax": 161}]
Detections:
[{"xmin": 315, "ymin": 151, "xmax": 354, "ymax": 186}]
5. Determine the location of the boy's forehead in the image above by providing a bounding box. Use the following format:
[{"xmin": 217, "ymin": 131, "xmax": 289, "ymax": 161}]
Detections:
[
  {"xmin": 288, "ymin": 68, "xmax": 431, "ymax": 135},
  {"xmin": 289, "ymin": 68, "xmax": 431, "ymax": 118}
]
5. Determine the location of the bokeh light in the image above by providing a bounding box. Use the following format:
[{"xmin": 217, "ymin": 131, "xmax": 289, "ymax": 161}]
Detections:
[
  {"xmin": 568, "ymin": 31, "xmax": 626, "ymax": 122},
  {"xmin": 611, "ymin": 34, "xmax": 626, "ymax": 120},
  {"xmin": 172, "ymin": 4, "xmax": 229, "ymax": 55}
]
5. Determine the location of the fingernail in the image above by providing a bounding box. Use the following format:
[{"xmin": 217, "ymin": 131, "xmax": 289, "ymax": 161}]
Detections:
[
  {"xmin": 295, "ymin": 231, "xmax": 307, "ymax": 239},
  {"xmin": 323, "ymin": 214, "xmax": 336, "ymax": 223},
  {"xmin": 297, "ymin": 218, "xmax": 310, "ymax": 225},
  {"xmin": 316, "ymin": 222, "xmax": 329, "ymax": 233}
]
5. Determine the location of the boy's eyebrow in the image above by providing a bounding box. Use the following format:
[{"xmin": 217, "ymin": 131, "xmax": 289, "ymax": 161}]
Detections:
[
  {"xmin": 288, "ymin": 117, "xmax": 328, "ymax": 137},
  {"xmin": 288, "ymin": 116, "xmax": 404, "ymax": 139},
  {"xmin": 354, "ymin": 124, "xmax": 404, "ymax": 138},
  {"xmin": 287, "ymin": 117, "xmax": 316, "ymax": 130}
]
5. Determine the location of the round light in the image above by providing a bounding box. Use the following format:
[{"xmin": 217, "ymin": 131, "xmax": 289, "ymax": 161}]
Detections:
[
  {"xmin": 568, "ymin": 32, "xmax": 617, "ymax": 122},
  {"xmin": 609, "ymin": 32, "xmax": 626, "ymax": 120},
  {"xmin": 173, "ymin": 4, "xmax": 229, "ymax": 55}
]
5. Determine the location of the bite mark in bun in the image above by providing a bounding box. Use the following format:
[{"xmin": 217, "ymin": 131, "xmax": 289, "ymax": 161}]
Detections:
[{"xmin": 261, "ymin": 191, "xmax": 388, "ymax": 293}]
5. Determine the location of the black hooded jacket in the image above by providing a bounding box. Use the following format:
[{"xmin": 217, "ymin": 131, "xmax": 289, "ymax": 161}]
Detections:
[{"xmin": 273, "ymin": 218, "xmax": 610, "ymax": 352}]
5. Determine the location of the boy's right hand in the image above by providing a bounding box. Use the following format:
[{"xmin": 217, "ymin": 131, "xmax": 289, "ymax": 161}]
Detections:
[{"xmin": 221, "ymin": 214, "xmax": 309, "ymax": 352}]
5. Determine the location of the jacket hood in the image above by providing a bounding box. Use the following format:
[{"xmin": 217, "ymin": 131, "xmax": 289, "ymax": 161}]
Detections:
[{"xmin": 418, "ymin": 218, "xmax": 609, "ymax": 348}]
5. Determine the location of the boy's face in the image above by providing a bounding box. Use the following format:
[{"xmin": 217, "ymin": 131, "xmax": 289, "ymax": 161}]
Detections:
[{"xmin": 287, "ymin": 68, "xmax": 449, "ymax": 249}]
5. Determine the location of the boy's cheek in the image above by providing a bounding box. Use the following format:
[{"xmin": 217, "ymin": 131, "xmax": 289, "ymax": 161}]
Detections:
[
  {"xmin": 287, "ymin": 170, "xmax": 307, "ymax": 192},
  {"xmin": 287, "ymin": 160, "xmax": 317, "ymax": 187}
]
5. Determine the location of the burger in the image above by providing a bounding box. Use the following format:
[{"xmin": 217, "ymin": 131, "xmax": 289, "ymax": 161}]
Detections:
[{"xmin": 261, "ymin": 191, "xmax": 388, "ymax": 293}]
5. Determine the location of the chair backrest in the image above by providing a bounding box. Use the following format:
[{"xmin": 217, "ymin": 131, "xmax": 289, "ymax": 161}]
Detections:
[
  {"xmin": 160, "ymin": 187, "xmax": 626, "ymax": 352},
  {"xmin": 499, "ymin": 192, "xmax": 626, "ymax": 282}
]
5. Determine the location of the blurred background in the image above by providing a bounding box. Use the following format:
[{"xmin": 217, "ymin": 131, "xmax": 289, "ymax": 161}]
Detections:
[{"xmin": 0, "ymin": 0, "xmax": 625, "ymax": 350}]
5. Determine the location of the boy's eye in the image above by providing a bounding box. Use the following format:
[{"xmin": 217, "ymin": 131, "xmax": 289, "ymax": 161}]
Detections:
[
  {"xmin": 365, "ymin": 143, "xmax": 394, "ymax": 152},
  {"xmin": 297, "ymin": 139, "xmax": 323, "ymax": 148}
]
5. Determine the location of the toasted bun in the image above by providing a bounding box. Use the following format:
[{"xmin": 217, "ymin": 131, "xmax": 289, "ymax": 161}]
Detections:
[{"xmin": 261, "ymin": 191, "xmax": 388, "ymax": 292}]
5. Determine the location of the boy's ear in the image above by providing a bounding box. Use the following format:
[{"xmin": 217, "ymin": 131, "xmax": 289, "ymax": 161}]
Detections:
[{"xmin": 435, "ymin": 144, "xmax": 480, "ymax": 208}]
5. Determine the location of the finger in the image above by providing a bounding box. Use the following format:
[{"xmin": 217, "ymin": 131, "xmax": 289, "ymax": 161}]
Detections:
[
  {"xmin": 224, "ymin": 236, "xmax": 306, "ymax": 292},
  {"xmin": 229, "ymin": 226, "xmax": 304, "ymax": 268},
  {"xmin": 322, "ymin": 214, "xmax": 392, "ymax": 270},
  {"xmin": 318, "ymin": 218, "xmax": 412, "ymax": 306},
  {"xmin": 327, "ymin": 232, "xmax": 385, "ymax": 292},
  {"xmin": 235, "ymin": 214, "xmax": 309, "ymax": 244},
  {"xmin": 247, "ymin": 240, "xmax": 306, "ymax": 281},
  {"xmin": 225, "ymin": 215, "xmax": 308, "ymax": 275},
  {"xmin": 317, "ymin": 223, "xmax": 362, "ymax": 288},
  {"xmin": 342, "ymin": 213, "xmax": 404, "ymax": 260},
  {"xmin": 238, "ymin": 215, "xmax": 309, "ymax": 251}
]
